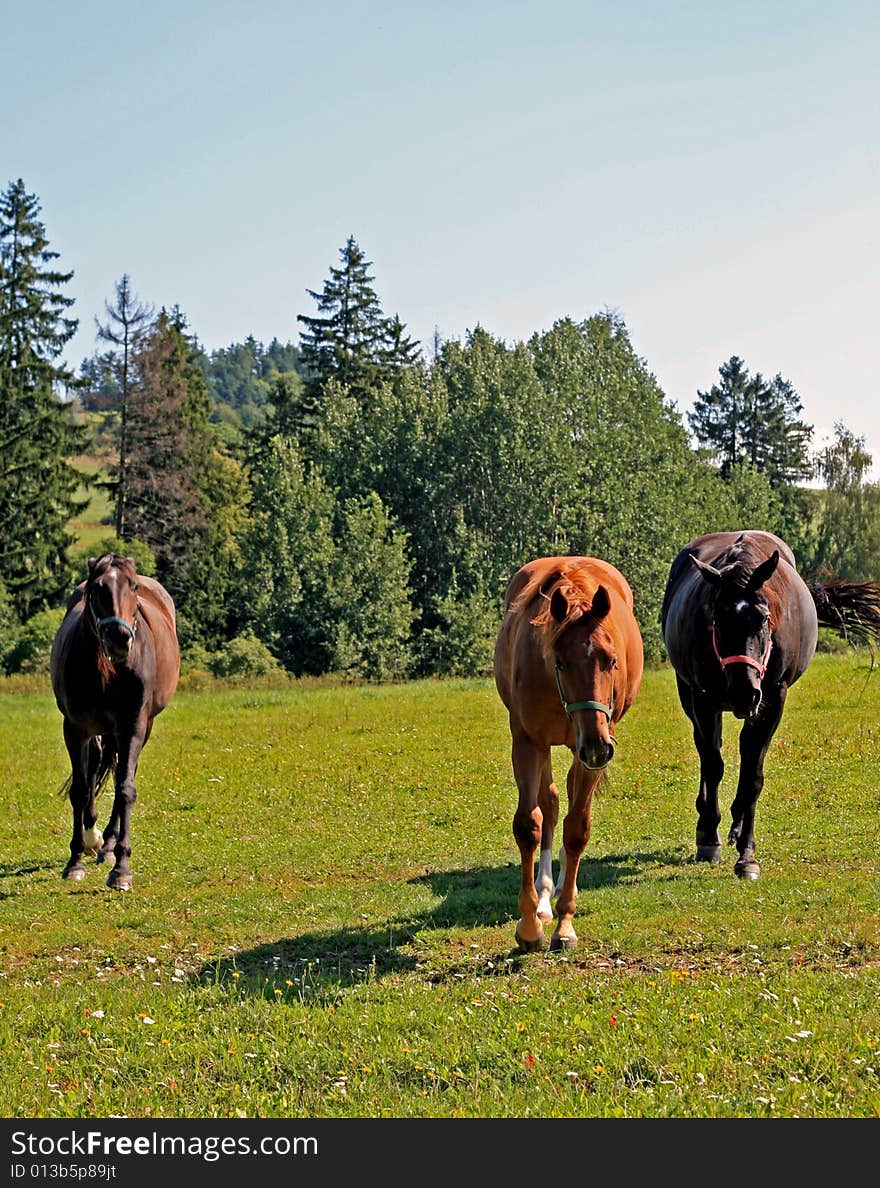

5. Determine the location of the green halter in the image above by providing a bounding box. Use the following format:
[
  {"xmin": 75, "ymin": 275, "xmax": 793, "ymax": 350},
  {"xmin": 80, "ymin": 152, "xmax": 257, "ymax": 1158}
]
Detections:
[{"xmin": 555, "ymin": 663, "xmax": 613, "ymax": 723}]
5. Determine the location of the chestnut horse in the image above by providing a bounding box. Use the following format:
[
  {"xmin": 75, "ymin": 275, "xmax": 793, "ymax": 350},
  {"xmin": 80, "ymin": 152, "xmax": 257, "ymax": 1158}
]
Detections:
[
  {"xmin": 662, "ymin": 530, "xmax": 880, "ymax": 879},
  {"xmin": 494, "ymin": 556, "xmax": 644, "ymax": 951},
  {"xmin": 50, "ymin": 554, "xmax": 180, "ymax": 890}
]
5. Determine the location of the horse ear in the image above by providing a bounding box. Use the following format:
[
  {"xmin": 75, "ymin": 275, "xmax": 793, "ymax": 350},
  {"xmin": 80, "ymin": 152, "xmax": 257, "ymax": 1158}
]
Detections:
[
  {"xmin": 691, "ymin": 555, "xmax": 723, "ymax": 587},
  {"xmin": 88, "ymin": 557, "xmax": 98, "ymax": 572},
  {"xmin": 747, "ymin": 549, "xmax": 780, "ymax": 591},
  {"xmin": 550, "ymin": 588, "xmax": 569, "ymax": 624},
  {"xmin": 590, "ymin": 585, "xmax": 611, "ymax": 621}
]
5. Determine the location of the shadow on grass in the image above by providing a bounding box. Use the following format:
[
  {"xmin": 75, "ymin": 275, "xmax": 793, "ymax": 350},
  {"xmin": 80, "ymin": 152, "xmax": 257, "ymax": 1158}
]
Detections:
[
  {"xmin": 198, "ymin": 845, "xmax": 683, "ymax": 997},
  {"xmin": 0, "ymin": 857, "xmax": 58, "ymax": 879}
]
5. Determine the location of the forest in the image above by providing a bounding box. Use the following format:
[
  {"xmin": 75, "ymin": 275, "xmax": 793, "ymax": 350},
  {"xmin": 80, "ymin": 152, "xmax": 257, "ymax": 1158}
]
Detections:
[{"xmin": 2, "ymin": 176, "xmax": 879, "ymax": 681}]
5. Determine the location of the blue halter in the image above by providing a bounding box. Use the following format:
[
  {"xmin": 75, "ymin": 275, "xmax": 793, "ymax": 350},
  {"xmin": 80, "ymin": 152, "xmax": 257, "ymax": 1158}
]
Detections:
[{"xmin": 88, "ymin": 596, "xmax": 138, "ymax": 644}]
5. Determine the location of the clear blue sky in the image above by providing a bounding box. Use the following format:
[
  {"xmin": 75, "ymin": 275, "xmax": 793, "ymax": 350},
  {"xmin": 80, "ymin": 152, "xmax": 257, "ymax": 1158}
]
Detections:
[{"xmin": 3, "ymin": 0, "xmax": 878, "ymax": 474}]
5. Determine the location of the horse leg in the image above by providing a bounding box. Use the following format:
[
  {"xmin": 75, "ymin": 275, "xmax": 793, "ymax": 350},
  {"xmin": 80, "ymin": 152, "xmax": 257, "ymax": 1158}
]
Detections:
[
  {"xmin": 550, "ymin": 757, "xmax": 600, "ymax": 951},
  {"xmin": 61, "ymin": 721, "xmax": 89, "ymax": 881},
  {"xmin": 103, "ymin": 719, "xmax": 149, "ymax": 891},
  {"xmin": 729, "ymin": 687, "xmax": 787, "ymax": 880},
  {"xmin": 96, "ymin": 736, "xmax": 119, "ymax": 866},
  {"xmin": 678, "ymin": 677, "xmax": 724, "ymax": 863},
  {"xmin": 536, "ymin": 755, "xmax": 559, "ymax": 922},
  {"xmin": 511, "ymin": 730, "xmax": 548, "ymax": 951}
]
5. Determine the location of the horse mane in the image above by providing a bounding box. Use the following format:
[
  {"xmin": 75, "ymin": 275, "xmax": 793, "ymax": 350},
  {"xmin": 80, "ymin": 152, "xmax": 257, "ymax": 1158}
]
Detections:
[
  {"xmin": 715, "ymin": 540, "xmax": 766, "ymax": 590},
  {"xmin": 513, "ymin": 561, "xmax": 604, "ymax": 656}
]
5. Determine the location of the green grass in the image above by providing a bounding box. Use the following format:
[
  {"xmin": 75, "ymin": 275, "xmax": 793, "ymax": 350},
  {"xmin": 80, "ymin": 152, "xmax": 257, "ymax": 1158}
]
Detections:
[
  {"xmin": 1, "ymin": 656, "xmax": 878, "ymax": 1118},
  {"xmin": 68, "ymin": 448, "xmax": 114, "ymax": 557}
]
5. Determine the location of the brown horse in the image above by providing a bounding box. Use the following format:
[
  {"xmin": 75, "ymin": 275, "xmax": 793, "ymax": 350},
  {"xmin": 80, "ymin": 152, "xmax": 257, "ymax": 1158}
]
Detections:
[
  {"xmin": 662, "ymin": 530, "xmax": 880, "ymax": 879},
  {"xmin": 494, "ymin": 556, "xmax": 644, "ymax": 951},
  {"xmin": 50, "ymin": 554, "xmax": 180, "ymax": 890}
]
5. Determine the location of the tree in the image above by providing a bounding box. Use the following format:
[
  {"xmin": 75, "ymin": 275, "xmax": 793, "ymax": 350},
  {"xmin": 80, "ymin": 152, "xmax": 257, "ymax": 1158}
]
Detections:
[
  {"xmin": 200, "ymin": 335, "xmax": 304, "ymax": 445},
  {"xmin": 530, "ymin": 313, "xmax": 741, "ymax": 656},
  {"xmin": 688, "ymin": 355, "xmax": 814, "ymax": 488},
  {"xmin": 329, "ymin": 492, "xmax": 417, "ymax": 680},
  {"xmin": 381, "ymin": 313, "xmax": 421, "ymax": 369},
  {"xmin": 241, "ymin": 434, "xmax": 337, "ymax": 673},
  {"xmin": 0, "ymin": 178, "xmax": 86, "ymax": 618},
  {"xmin": 809, "ymin": 422, "xmax": 880, "ymax": 581},
  {"xmin": 78, "ymin": 351, "xmax": 121, "ymax": 411},
  {"xmin": 125, "ymin": 308, "xmax": 215, "ymax": 637},
  {"xmin": 95, "ymin": 274, "xmax": 154, "ymax": 536},
  {"xmin": 297, "ymin": 235, "xmax": 419, "ymax": 413}
]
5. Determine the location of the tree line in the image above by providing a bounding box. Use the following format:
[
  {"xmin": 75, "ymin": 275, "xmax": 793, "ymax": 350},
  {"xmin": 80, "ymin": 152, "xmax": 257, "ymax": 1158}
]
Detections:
[{"xmin": 2, "ymin": 178, "xmax": 878, "ymax": 679}]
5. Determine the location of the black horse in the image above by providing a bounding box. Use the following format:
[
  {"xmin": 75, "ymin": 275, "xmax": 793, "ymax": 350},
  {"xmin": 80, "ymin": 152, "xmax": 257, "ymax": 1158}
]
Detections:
[
  {"xmin": 49, "ymin": 555, "xmax": 180, "ymax": 890},
  {"xmin": 661, "ymin": 530, "xmax": 880, "ymax": 879}
]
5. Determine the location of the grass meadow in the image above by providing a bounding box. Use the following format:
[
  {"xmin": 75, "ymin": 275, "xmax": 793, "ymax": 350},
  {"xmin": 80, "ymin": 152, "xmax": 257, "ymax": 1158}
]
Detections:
[{"xmin": 0, "ymin": 654, "xmax": 878, "ymax": 1118}]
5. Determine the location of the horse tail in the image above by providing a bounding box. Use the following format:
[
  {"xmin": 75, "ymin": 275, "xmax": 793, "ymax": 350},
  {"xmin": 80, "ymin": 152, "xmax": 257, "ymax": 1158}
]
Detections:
[
  {"xmin": 94, "ymin": 736, "xmax": 117, "ymax": 795},
  {"xmin": 55, "ymin": 736, "xmax": 118, "ymax": 798},
  {"xmin": 808, "ymin": 578, "xmax": 880, "ymax": 651}
]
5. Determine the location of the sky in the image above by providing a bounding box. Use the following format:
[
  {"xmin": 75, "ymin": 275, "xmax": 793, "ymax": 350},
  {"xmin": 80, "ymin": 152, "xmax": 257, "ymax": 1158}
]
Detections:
[{"xmin": 3, "ymin": 0, "xmax": 878, "ymax": 475}]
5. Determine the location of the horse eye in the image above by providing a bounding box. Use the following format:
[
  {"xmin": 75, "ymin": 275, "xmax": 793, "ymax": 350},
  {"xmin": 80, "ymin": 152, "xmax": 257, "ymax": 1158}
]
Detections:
[{"xmin": 131, "ymin": 582, "xmax": 139, "ymax": 593}]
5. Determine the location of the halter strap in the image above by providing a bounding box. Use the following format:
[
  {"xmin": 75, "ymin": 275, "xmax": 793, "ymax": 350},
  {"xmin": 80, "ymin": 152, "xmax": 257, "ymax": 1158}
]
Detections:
[
  {"xmin": 555, "ymin": 663, "xmax": 613, "ymax": 723},
  {"xmin": 88, "ymin": 597, "xmax": 138, "ymax": 642},
  {"xmin": 711, "ymin": 626, "xmax": 772, "ymax": 679}
]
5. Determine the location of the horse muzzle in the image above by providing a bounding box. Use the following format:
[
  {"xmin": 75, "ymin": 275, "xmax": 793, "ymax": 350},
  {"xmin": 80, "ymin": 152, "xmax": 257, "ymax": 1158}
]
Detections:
[
  {"xmin": 729, "ymin": 681, "xmax": 762, "ymax": 720},
  {"xmin": 101, "ymin": 626, "xmax": 134, "ymax": 663},
  {"xmin": 577, "ymin": 736, "xmax": 615, "ymax": 769}
]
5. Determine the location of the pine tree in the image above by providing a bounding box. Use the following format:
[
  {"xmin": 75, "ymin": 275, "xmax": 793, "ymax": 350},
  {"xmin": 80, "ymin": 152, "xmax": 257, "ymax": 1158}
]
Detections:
[
  {"xmin": 297, "ymin": 235, "xmax": 419, "ymax": 410},
  {"xmin": 688, "ymin": 355, "xmax": 814, "ymax": 487},
  {"xmin": 95, "ymin": 274, "xmax": 154, "ymax": 536},
  {"xmin": 0, "ymin": 179, "xmax": 86, "ymax": 617}
]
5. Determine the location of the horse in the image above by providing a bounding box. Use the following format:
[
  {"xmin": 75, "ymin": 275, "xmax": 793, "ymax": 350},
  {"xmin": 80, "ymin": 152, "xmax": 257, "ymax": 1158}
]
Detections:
[
  {"xmin": 661, "ymin": 529, "xmax": 880, "ymax": 879},
  {"xmin": 494, "ymin": 556, "xmax": 644, "ymax": 952},
  {"xmin": 49, "ymin": 554, "xmax": 180, "ymax": 890}
]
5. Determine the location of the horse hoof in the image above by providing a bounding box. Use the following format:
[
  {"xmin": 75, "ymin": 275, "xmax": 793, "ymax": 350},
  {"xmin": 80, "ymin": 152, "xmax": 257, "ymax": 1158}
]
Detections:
[
  {"xmin": 62, "ymin": 866, "xmax": 85, "ymax": 882},
  {"xmin": 107, "ymin": 873, "xmax": 132, "ymax": 891},
  {"xmin": 734, "ymin": 860, "xmax": 760, "ymax": 880},
  {"xmin": 96, "ymin": 850, "xmax": 115, "ymax": 866},
  {"xmin": 515, "ymin": 926, "xmax": 548, "ymax": 953},
  {"xmin": 549, "ymin": 932, "xmax": 577, "ymax": 952},
  {"xmin": 696, "ymin": 845, "xmax": 722, "ymax": 864}
]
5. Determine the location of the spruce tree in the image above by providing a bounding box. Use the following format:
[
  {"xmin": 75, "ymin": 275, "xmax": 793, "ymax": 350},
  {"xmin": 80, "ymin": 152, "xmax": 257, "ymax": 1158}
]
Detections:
[
  {"xmin": 297, "ymin": 235, "xmax": 419, "ymax": 411},
  {"xmin": 0, "ymin": 179, "xmax": 86, "ymax": 618},
  {"xmin": 125, "ymin": 309, "xmax": 212, "ymax": 609},
  {"xmin": 125, "ymin": 307, "xmax": 246, "ymax": 647},
  {"xmin": 95, "ymin": 274, "xmax": 154, "ymax": 536},
  {"xmin": 688, "ymin": 355, "xmax": 813, "ymax": 488}
]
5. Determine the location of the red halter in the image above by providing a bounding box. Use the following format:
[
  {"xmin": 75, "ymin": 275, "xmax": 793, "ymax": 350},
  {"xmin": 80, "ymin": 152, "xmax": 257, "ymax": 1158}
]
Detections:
[{"xmin": 712, "ymin": 625, "xmax": 773, "ymax": 679}]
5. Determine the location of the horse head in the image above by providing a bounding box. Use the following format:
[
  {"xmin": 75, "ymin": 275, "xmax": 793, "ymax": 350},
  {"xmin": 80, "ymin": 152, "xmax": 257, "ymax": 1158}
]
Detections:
[
  {"xmin": 86, "ymin": 554, "xmax": 140, "ymax": 664},
  {"xmin": 549, "ymin": 583, "xmax": 618, "ymax": 769},
  {"xmin": 691, "ymin": 549, "xmax": 778, "ymax": 720}
]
